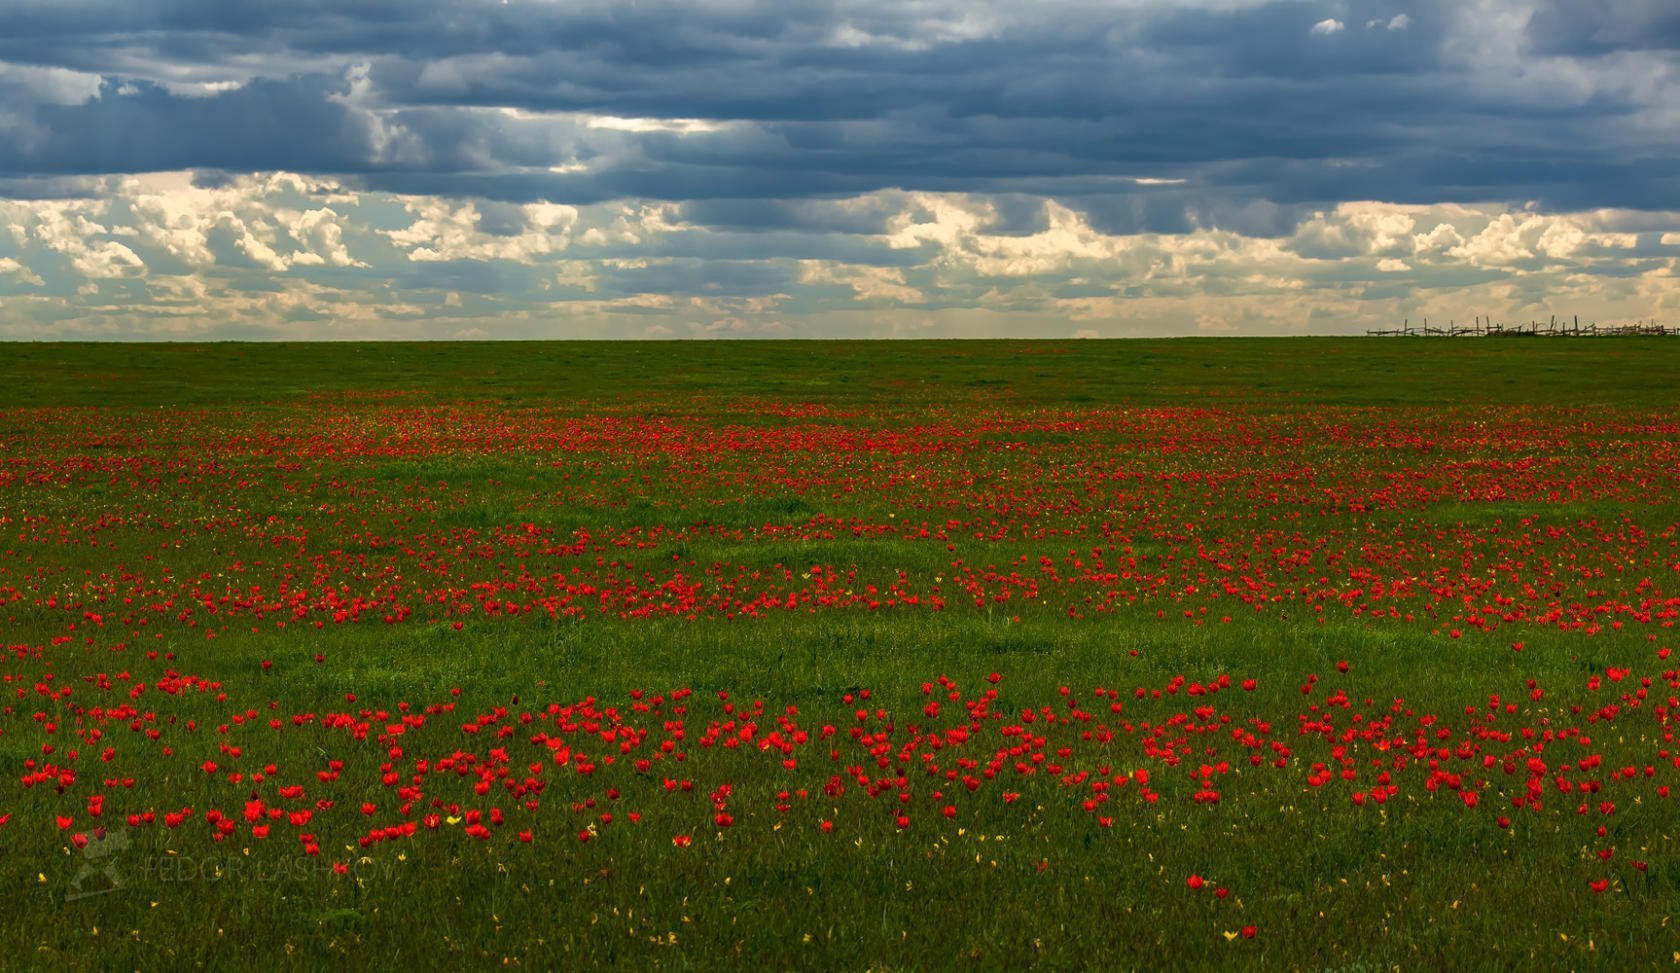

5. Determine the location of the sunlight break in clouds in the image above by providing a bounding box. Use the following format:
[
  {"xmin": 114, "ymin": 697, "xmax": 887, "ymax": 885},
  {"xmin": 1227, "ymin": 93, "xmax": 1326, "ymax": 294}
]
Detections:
[{"xmin": 2, "ymin": 176, "xmax": 1676, "ymax": 340}]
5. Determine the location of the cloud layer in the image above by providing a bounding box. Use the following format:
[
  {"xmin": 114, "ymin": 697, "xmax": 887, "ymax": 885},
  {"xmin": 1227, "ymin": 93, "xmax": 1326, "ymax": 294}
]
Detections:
[{"xmin": 1, "ymin": 0, "xmax": 1677, "ymax": 337}]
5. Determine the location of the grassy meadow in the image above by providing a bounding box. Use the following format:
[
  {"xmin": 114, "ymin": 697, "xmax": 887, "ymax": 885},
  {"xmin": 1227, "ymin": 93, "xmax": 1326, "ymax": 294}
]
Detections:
[{"xmin": 2, "ymin": 338, "xmax": 1679, "ymax": 970}]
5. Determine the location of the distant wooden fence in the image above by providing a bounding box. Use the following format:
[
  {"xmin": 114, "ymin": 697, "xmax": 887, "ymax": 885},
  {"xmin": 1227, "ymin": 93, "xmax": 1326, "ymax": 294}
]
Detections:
[{"xmin": 1367, "ymin": 316, "xmax": 1675, "ymax": 337}]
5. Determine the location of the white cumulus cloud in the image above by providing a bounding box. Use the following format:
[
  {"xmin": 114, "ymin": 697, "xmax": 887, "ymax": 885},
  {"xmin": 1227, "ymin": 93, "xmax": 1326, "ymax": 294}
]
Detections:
[{"xmin": 0, "ymin": 256, "xmax": 44, "ymax": 286}]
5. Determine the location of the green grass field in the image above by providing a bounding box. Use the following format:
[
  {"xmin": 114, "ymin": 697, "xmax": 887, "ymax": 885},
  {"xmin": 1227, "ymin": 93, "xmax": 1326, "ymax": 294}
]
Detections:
[{"xmin": 3, "ymin": 338, "xmax": 1679, "ymax": 970}]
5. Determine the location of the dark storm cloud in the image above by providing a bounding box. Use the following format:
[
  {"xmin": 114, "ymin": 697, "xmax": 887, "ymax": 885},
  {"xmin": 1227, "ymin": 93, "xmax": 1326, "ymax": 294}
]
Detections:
[
  {"xmin": 0, "ymin": 75, "xmax": 379, "ymax": 175},
  {"xmin": 1525, "ymin": 0, "xmax": 1680, "ymax": 54},
  {"xmin": 0, "ymin": 0, "xmax": 1677, "ymax": 224}
]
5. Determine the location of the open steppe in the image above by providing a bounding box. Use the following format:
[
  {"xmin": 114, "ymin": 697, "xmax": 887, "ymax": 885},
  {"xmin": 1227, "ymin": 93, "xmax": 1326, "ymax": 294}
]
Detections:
[{"xmin": 3, "ymin": 338, "xmax": 1678, "ymax": 970}]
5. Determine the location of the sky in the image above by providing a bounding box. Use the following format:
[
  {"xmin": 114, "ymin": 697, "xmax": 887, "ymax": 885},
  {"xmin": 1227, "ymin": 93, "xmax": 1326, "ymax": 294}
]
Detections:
[{"xmin": 1, "ymin": 0, "xmax": 1678, "ymax": 340}]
